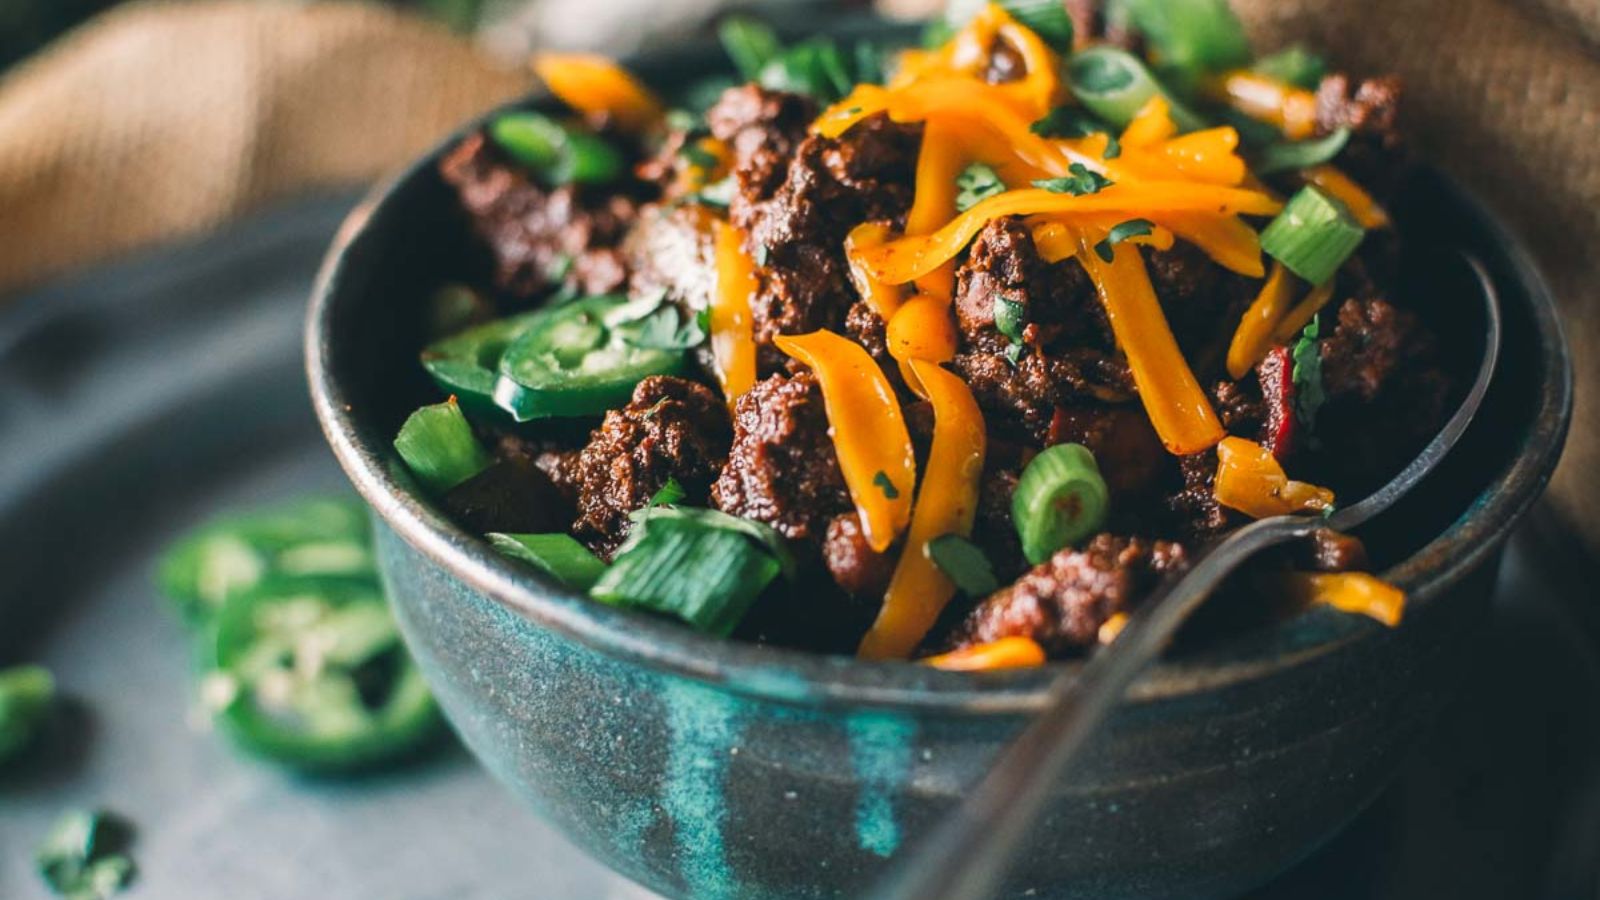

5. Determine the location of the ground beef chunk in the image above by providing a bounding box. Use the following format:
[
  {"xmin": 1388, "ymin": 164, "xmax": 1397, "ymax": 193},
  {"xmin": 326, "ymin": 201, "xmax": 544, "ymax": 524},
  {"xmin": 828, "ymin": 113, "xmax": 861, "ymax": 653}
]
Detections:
[
  {"xmin": 708, "ymin": 85, "xmax": 817, "ymax": 212},
  {"xmin": 438, "ymin": 131, "xmax": 638, "ymax": 298},
  {"xmin": 443, "ymin": 457, "xmax": 570, "ymax": 535},
  {"xmin": 844, "ymin": 300, "xmax": 893, "ymax": 371},
  {"xmin": 1168, "ymin": 450, "xmax": 1231, "ymax": 539},
  {"xmin": 824, "ymin": 512, "xmax": 896, "ymax": 599},
  {"xmin": 533, "ymin": 449, "xmax": 582, "ymax": 504},
  {"xmin": 740, "ymin": 114, "xmax": 920, "ymax": 363},
  {"xmin": 1297, "ymin": 529, "xmax": 1370, "ymax": 573},
  {"xmin": 1319, "ymin": 297, "xmax": 1420, "ymax": 403},
  {"xmin": 952, "ymin": 349, "xmax": 1134, "ymax": 443},
  {"xmin": 953, "ymin": 217, "xmax": 1101, "ymax": 353},
  {"xmin": 572, "ymin": 377, "xmax": 730, "ymax": 558},
  {"xmin": 712, "ymin": 372, "xmax": 852, "ymax": 543},
  {"xmin": 952, "ymin": 535, "xmax": 1188, "ymax": 654},
  {"xmin": 1315, "ymin": 74, "xmax": 1402, "ymax": 146},
  {"xmin": 1210, "ymin": 379, "xmax": 1263, "ymax": 433}
]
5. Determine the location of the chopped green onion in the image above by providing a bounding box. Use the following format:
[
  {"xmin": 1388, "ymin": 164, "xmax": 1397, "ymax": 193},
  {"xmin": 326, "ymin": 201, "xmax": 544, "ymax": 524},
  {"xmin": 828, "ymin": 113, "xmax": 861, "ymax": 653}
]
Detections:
[
  {"xmin": 853, "ymin": 41, "xmax": 886, "ymax": 87},
  {"xmin": 488, "ymin": 533, "xmax": 607, "ymax": 591},
  {"xmin": 489, "ymin": 112, "xmax": 623, "ymax": 186},
  {"xmin": 718, "ymin": 16, "xmax": 782, "ymax": 82},
  {"xmin": 626, "ymin": 505, "xmax": 797, "ymax": 579},
  {"xmin": 945, "ymin": 0, "xmax": 1075, "ymax": 52},
  {"xmin": 0, "ymin": 665, "xmax": 54, "ymax": 764},
  {"xmin": 1115, "ymin": 0, "xmax": 1252, "ymax": 87},
  {"xmin": 926, "ymin": 535, "xmax": 1000, "ymax": 596},
  {"xmin": 1012, "ymin": 443, "xmax": 1110, "ymax": 564},
  {"xmin": 994, "ymin": 296, "xmax": 1026, "ymax": 342},
  {"xmin": 1291, "ymin": 315, "xmax": 1327, "ymax": 428},
  {"xmin": 394, "ymin": 399, "xmax": 492, "ymax": 496},
  {"xmin": 591, "ymin": 517, "xmax": 780, "ymax": 637},
  {"xmin": 1260, "ymin": 186, "xmax": 1365, "ymax": 286},
  {"xmin": 955, "ymin": 162, "xmax": 1006, "ymax": 212},
  {"xmin": 1253, "ymin": 45, "xmax": 1326, "ymax": 90},
  {"xmin": 1033, "ymin": 162, "xmax": 1114, "ymax": 196},
  {"xmin": 1067, "ymin": 47, "xmax": 1208, "ymax": 132},
  {"xmin": 1254, "ymin": 128, "xmax": 1350, "ymax": 176},
  {"xmin": 1094, "ymin": 218, "xmax": 1155, "ymax": 262},
  {"xmin": 36, "ymin": 809, "xmax": 135, "ymax": 900}
]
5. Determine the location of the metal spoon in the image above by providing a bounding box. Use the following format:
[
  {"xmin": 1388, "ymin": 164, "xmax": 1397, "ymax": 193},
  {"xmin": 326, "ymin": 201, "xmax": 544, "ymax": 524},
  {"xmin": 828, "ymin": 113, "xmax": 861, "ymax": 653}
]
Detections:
[{"xmin": 869, "ymin": 252, "xmax": 1502, "ymax": 900}]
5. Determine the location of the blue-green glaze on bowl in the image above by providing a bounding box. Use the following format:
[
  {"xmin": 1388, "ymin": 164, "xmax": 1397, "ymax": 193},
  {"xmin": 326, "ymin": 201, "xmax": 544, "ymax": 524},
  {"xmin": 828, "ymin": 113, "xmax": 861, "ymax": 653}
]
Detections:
[{"xmin": 307, "ymin": 31, "xmax": 1572, "ymax": 900}]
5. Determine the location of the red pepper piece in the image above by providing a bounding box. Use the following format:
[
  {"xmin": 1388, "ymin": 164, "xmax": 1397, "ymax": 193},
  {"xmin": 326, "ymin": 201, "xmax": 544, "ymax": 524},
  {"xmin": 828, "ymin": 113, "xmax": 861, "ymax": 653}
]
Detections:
[{"xmin": 1257, "ymin": 346, "xmax": 1296, "ymax": 459}]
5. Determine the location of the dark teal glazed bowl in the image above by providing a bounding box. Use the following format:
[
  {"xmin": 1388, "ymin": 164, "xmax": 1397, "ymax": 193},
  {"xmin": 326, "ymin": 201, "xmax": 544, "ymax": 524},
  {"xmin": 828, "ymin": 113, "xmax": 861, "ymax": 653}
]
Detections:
[{"xmin": 306, "ymin": 37, "xmax": 1572, "ymax": 900}]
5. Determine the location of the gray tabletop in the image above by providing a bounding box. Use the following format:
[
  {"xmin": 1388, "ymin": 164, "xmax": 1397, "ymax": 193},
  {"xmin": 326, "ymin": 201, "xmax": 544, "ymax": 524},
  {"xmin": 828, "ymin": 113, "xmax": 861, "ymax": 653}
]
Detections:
[{"xmin": 1, "ymin": 194, "xmax": 1594, "ymax": 900}]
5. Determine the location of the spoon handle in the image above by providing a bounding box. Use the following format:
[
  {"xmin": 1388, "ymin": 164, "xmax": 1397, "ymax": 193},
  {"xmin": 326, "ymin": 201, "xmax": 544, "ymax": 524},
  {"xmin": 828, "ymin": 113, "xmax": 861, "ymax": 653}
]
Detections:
[{"xmin": 869, "ymin": 516, "xmax": 1317, "ymax": 900}]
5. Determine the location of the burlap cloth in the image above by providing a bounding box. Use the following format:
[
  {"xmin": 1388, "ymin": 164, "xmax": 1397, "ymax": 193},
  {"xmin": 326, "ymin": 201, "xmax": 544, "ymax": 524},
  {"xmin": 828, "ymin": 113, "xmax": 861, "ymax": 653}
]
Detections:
[{"xmin": 0, "ymin": 0, "xmax": 1593, "ymax": 556}]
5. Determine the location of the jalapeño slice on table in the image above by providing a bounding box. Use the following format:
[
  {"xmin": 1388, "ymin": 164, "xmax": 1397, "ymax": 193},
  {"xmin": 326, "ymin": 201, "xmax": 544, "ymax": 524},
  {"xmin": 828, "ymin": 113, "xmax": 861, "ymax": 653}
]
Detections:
[
  {"xmin": 157, "ymin": 497, "xmax": 374, "ymax": 628},
  {"xmin": 206, "ymin": 576, "xmax": 441, "ymax": 771},
  {"xmin": 493, "ymin": 294, "xmax": 690, "ymax": 420}
]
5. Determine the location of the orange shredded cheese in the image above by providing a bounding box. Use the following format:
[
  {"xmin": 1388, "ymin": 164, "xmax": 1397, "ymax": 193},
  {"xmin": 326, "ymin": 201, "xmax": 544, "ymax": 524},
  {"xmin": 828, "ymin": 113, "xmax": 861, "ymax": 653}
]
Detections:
[
  {"xmin": 845, "ymin": 222, "xmax": 906, "ymax": 319},
  {"xmin": 888, "ymin": 3, "xmax": 1060, "ymax": 120},
  {"xmin": 710, "ymin": 221, "xmax": 758, "ymax": 404},
  {"xmin": 773, "ymin": 331, "xmax": 916, "ymax": 552},
  {"xmin": 533, "ymin": 54, "xmax": 663, "ymax": 132},
  {"xmin": 886, "ymin": 294, "xmax": 959, "ymax": 364},
  {"xmin": 1303, "ymin": 165, "xmax": 1390, "ymax": 229},
  {"xmin": 1121, "ymin": 97, "xmax": 1179, "ymax": 149},
  {"xmin": 860, "ymin": 359, "xmax": 987, "ymax": 660},
  {"xmin": 859, "ymin": 184, "xmax": 1282, "ymax": 286},
  {"xmin": 1077, "ymin": 238, "xmax": 1226, "ymax": 455},
  {"xmin": 1227, "ymin": 261, "xmax": 1297, "ymax": 379},
  {"xmin": 1284, "ymin": 572, "xmax": 1406, "ymax": 627},
  {"xmin": 1159, "ymin": 212, "xmax": 1265, "ymax": 277},
  {"xmin": 1213, "ymin": 436, "xmax": 1335, "ymax": 518},
  {"xmin": 1215, "ymin": 71, "xmax": 1318, "ymax": 141},
  {"xmin": 1097, "ymin": 612, "xmax": 1130, "ymax": 645},
  {"xmin": 1272, "ymin": 280, "xmax": 1337, "ymax": 343},
  {"xmin": 921, "ymin": 636, "xmax": 1045, "ymax": 671}
]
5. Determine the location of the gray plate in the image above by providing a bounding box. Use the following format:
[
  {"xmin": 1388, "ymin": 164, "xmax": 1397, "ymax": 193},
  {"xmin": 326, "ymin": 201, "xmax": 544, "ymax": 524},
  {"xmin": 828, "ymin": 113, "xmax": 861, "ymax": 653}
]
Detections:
[{"xmin": 0, "ymin": 196, "xmax": 1594, "ymax": 899}]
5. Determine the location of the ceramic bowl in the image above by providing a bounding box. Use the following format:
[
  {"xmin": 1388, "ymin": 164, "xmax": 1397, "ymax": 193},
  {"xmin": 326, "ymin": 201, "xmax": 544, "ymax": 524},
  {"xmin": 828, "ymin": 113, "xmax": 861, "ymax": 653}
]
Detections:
[{"xmin": 307, "ymin": 34, "xmax": 1572, "ymax": 900}]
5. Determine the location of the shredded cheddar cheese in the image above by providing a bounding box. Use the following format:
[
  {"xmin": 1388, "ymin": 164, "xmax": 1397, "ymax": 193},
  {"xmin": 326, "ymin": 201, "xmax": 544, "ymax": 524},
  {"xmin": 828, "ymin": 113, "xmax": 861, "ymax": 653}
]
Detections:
[
  {"xmin": 773, "ymin": 331, "xmax": 916, "ymax": 552},
  {"xmin": 533, "ymin": 54, "xmax": 663, "ymax": 132},
  {"xmin": 1077, "ymin": 237, "xmax": 1227, "ymax": 455},
  {"xmin": 1227, "ymin": 261, "xmax": 1297, "ymax": 379},
  {"xmin": 1213, "ymin": 436, "xmax": 1335, "ymax": 518},
  {"xmin": 860, "ymin": 360, "xmax": 987, "ymax": 660},
  {"xmin": 1284, "ymin": 572, "xmax": 1406, "ymax": 627},
  {"xmin": 1214, "ymin": 71, "xmax": 1318, "ymax": 141},
  {"xmin": 921, "ymin": 636, "xmax": 1046, "ymax": 671},
  {"xmin": 1272, "ymin": 280, "xmax": 1337, "ymax": 343},
  {"xmin": 710, "ymin": 221, "xmax": 758, "ymax": 404},
  {"xmin": 845, "ymin": 222, "xmax": 906, "ymax": 319}
]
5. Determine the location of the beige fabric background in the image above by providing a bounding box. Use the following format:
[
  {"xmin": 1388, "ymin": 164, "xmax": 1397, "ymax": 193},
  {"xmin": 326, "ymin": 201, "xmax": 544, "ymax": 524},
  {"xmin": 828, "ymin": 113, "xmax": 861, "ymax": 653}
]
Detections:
[{"xmin": 0, "ymin": 0, "xmax": 1592, "ymax": 556}]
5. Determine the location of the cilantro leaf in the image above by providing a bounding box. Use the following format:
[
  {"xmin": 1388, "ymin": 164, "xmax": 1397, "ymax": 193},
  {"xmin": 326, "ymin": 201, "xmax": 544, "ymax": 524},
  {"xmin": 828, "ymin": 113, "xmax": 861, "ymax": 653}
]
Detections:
[
  {"xmin": 925, "ymin": 534, "xmax": 1000, "ymax": 596},
  {"xmin": 1291, "ymin": 315, "xmax": 1327, "ymax": 428},
  {"xmin": 955, "ymin": 163, "xmax": 1007, "ymax": 212},
  {"xmin": 1032, "ymin": 163, "xmax": 1114, "ymax": 197},
  {"xmin": 993, "ymin": 296, "xmax": 1026, "ymax": 342},
  {"xmin": 872, "ymin": 471, "xmax": 901, "ymax": 500},
  {"xmin": 615, "ymin": 299, "xmax": 707, "ymax": 351},
  {"xmin": 1093, "ymin": 219, "xmax": 1155, "ymax": 262}
]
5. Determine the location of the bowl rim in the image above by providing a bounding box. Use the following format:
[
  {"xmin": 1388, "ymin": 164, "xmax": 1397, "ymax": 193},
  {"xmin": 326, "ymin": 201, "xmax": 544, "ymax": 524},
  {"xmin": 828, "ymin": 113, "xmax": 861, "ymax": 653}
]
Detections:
[{"xmin": 306, "ymin": 52, "xmax": 1573, "ymax": 715}]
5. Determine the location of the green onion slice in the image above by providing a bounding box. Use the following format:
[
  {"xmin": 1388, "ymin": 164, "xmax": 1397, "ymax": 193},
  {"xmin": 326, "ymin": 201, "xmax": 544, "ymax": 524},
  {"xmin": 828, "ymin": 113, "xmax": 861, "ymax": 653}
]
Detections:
[
  {"xmin": 394, "ymin": 399, "xmax": 492, "ymax": 496},
  {"xmin": 1116, "ymin": 0, "xmax": 1252, "ymax": 87},
  {"xmin": 1260, "ymin": 186, "xmax": 1365, "ymax": 286},
  {"xmin": 1067, "ymin": 47, "xmax": 1209, "ymax": 132},
  {"xmin": 591, "ymin": 517, "xmax": 781, "ymax": 637},
  {"xmin": 0, "ymin": 665, "xmax": 54, "ymax": 763},
  {"xmin": 926, "ymin": 535, "xmax": 1001, "ymax": 596},
  {"xmin": 718, "ymin": 16, "xmax": 782, "ymax": 82},
  {"xmin": 488, "ymin": 533, "xmax": 608, "ymax": 591},
  {"xmin": 1012, "ymin": 443, "xmax": 1111, "ymax": 564},
  {"xmin": 489, "ymin": 112, "xmax": 623, "ymax": 186},
  {"xmin": 1254, "ymin": 128, "xmax": 1350, "ymax": 176},
  {"xmin": 625, "ymin": 504, "xmax": 797, "ymax": 579}
]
